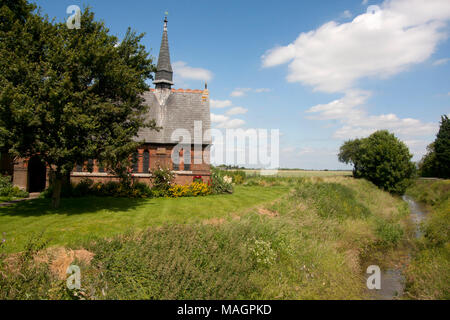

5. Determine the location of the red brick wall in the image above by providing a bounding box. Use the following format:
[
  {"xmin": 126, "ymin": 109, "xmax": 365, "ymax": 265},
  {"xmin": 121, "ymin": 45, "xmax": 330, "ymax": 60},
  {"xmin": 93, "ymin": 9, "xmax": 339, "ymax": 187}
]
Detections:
[
  {"xmin": 13, "ymin": 144, "xmax": 211, "ymax": 190},
  {"xmin": 69, "ymin": 143, "xmax": 211, "ymax": 186}
]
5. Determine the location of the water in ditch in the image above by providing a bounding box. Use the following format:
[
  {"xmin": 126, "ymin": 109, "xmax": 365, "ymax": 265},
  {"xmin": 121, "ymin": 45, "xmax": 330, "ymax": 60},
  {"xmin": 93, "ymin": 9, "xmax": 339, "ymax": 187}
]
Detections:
[{"xmin": 364, "ymin": 195, "xmax": 428, "ymax": 300}]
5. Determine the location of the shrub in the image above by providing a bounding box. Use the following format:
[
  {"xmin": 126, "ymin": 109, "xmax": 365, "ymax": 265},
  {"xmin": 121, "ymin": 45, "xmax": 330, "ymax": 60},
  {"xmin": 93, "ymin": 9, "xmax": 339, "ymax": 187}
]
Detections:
[
  {"xmin": 168, "ymin": 182, "xmax": 211, "ymax": 198},
  {"xmin": 210, "ymin": 167, "xmax": 233, "ymax": 194},
  {"xmin": 72, "ymin": 179, "xmax": 94, "ymax": 197},
  {"xmin": 0, "ymin": 175, "xmax": 12, "ymax": 195},
  {"xmin": 132, "ymin": 182, "xmax": 153, "ymax": 198},
  {"xmin": 189, "ymin": 182, "xmax": 210, "ymax": 196},
  {"xmin": 150, "ymin": 167, "xmax": 174, "ymax": 192},
  {"xmin": 168, "ymin": 184, "xmax": 190, "ymax": 197},
  {"xmin": 44, "ymin": 179, "xmax": 153, "ymax": 199},
  {"xmin": 229, "ymin": 170, "xmax": 246, "ymax": 185},
  {"xmin": 0, "ymin": 175, "xmax": 28, "ymax": 199},
  {"xmin": 103, "ymin": 181, "xmax": 121, "ymax": 196}
]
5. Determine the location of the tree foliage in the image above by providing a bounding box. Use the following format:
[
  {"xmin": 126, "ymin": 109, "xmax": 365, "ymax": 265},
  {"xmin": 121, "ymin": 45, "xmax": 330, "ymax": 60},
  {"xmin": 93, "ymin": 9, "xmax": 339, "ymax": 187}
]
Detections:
[
  {"xmin": 337, "ymin": 138, "xmax": 363, "ymax": 177},
  {"xmin": 0, "ymin": 1, "xmax": 157, "ymax": 207},
  {"xmin": 433, "ymin": 115, "xmax": 450, "ymax": 178},
  {"xmin": 417, "ymin": 115, "xmax": 450, "ymax": 178},
  {"xmin": 338, "ymin": 130, "xmax": 415, "ymax": 194}
]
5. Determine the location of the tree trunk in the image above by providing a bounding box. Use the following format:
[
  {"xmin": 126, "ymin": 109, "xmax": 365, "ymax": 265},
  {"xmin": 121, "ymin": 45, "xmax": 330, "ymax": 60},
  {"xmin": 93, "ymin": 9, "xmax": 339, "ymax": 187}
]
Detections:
[{"xmin": 51, "ymin": 170, "xmax": 62, "ymax": 208}]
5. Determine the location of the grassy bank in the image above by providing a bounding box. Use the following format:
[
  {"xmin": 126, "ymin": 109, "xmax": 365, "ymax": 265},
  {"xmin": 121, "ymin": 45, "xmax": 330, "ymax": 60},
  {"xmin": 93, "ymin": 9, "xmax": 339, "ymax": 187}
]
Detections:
[
  {"xmin": 404, "ymin": 179, "xmax": 450, "ymax": 299},
  {"xmin": 0, "ymin": 176, "xmax": 410, "ymax": 299}
]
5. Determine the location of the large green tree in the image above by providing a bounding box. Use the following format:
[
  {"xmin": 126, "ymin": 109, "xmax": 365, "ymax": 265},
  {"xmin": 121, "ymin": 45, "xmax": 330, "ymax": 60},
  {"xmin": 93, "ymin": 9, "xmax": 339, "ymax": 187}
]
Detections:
[
  {"xmin": 0, "ymin": 2, "xmax": 157, "ymax": 207},
  {"xmin": 417, "ymin": 115, "xmax": 450, "ymax": 178},
  {"xmin": 417, "ymin": 142, "xmax": 438, "ymax": 178},
  {"xmin": 338, "ymin": 130, "xmax": 415, "ymax": 194},
  {"xmin": 434, "ymin": 115, "xmax": 450, "ymax": 178},
  {"xmin": 337, "ymin": 138, "xmax": 363, "ymax": 177}
]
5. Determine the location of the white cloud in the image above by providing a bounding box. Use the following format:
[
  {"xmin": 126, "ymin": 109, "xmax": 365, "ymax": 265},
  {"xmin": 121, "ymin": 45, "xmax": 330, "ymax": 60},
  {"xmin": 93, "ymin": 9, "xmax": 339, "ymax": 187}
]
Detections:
[
  {"xmin": 254, "ymin": 88, "xmax": 272, "ymax": 93},
  {"xmin": 230, "ymin": 88, "xmax": 251, "ymax": 97},
  {"xmin": 226, "ymin": 107, "xmax": 248, "ymax": 116},
  {"xmin": 172, "ymin": 61, "xmax": 213, "ymax": 81},
  {"xmin": 432, "ymin": 58, "xmax": 450, "ymax": 66},
  {"xmin": 211, "ymin": 113, "xmax": 245, "ymax": 129},
  {"xmin": 341, "ymin": 10, "xmax": 352, "ymax": 19},
  {"xmin": 306, "ymin": 91, "xmax": 438, "ymax": 141},
  {"xmin": 281, "ymin": 146, "xmax": 296, "ymax": 153},
  {"xmin": 217, "ymin": 118, "xmax": 246, "ymax": 129},
  {"xmin": 306, "ymin": 89, "xmax": 370, "ymax": 121},
  {"xmin": 210, "ymin": 99, "xmax": 233, "ymax": 109},
  {"xmin": 211, "ymin": 114, "xmax": 229, "ymax": 123},
  {"xmin": 262, "ymin": 0, "xmax": 450, "ymax": 93},
  {"xmin": 362, "ymin": 0, "xmax": 369, "ymax": 5},
  {"xmin": 230, "ymin": 88, "xmax": 271, "ymax": 97}
]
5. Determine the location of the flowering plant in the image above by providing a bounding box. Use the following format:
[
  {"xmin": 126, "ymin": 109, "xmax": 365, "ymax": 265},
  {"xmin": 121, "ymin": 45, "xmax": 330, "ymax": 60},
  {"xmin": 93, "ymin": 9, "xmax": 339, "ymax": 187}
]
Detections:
[
  {"xmin": 150, "ymin": 166, "xmax": 175, "ymax": 191},
  {"xmin": 223, "ymin": 176, "xmax": 232, "ymax": 184}
]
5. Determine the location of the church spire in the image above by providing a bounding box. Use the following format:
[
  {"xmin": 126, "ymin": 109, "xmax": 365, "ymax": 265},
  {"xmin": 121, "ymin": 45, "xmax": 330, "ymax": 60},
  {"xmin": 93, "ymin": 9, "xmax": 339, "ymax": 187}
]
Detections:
[{"xmin": 154, "ymin": 16, "xmax": 174, "ymax": 89}]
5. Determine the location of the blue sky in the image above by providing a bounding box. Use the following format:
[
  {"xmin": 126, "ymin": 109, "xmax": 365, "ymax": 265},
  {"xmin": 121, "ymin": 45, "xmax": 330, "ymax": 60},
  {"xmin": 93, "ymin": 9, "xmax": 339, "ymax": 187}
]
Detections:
[{"xmin": 33, "ymin": 0, "xmax": 450, "ymax": 169}]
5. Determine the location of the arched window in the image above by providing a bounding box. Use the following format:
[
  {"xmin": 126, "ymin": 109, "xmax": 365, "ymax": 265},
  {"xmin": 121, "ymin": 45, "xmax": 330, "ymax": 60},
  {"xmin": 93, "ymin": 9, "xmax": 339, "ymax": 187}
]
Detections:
[
  {"xmin": 171, "ymin": 147, "xmax": 181, "ymax": 171},
  {"xmin": 132, "ymin": 152, "xmax": 139, "ymax": 172},
  {"xmin": 76, "ymin": 164, "xmax": 83, "ymax": 172},
  {"xmin": 143, "ymin": 150, "xmax": 149, "ymax": 173},
  {"xmin": 98, "ymin": 161, "xmax": 105, "ymax": 173},
  {"xmin": 183, "ymin": 147, "xmax": 191, "ymax": 171},
  {"xmin": 87, "ymin": 159, "xmax": 94, "ymax": 172}
]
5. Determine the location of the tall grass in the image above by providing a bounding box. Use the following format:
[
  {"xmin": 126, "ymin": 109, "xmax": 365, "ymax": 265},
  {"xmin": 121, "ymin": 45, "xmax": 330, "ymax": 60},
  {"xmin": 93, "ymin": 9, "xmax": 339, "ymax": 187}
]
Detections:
[
  {"xmin": 404, "ymin": 180, "xmax": 450, "ymax": 299},
  {"xmin": 0, "ymin": 176, "xmax": 410, "ymax": 299}
]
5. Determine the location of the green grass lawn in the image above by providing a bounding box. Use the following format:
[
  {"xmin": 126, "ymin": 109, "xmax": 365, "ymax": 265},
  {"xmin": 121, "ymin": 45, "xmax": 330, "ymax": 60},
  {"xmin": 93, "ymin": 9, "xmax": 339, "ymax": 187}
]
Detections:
[{"xmin": 0, "ymin": 185, "xmax": 289, "ymax": 252}]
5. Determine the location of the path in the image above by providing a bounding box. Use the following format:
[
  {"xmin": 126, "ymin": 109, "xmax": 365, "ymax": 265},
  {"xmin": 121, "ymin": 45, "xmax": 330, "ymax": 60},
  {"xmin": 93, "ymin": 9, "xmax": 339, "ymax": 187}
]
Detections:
[{"xmin": 0, "ymin": 193, "xmax": 41, "ymax": 207}]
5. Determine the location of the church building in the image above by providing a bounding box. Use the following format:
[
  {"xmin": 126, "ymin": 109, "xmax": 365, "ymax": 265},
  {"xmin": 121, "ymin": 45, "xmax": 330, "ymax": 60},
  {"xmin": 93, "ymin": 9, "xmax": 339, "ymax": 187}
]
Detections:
[{"xmin": 3, "ymin": 17, "xmax": 212, "ymax": 192}]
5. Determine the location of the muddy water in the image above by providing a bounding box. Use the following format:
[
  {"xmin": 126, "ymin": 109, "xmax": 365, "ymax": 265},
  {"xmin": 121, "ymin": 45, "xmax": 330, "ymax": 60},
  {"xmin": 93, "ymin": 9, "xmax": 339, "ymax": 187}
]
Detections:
[
  {"xmin": 402, "ymin": 195, "xmax": 428, "ymax": 238},
  {"xmin": 364, "ymin": 195, "xmax": 428, "ymax": 300}
]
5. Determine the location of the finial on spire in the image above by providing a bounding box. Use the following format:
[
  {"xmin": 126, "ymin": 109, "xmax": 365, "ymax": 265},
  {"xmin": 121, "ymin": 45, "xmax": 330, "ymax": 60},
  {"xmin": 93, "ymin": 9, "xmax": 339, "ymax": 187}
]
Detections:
[{"xmin": 164, "ymin": 11, "xmax": 168, "ymax": 31}]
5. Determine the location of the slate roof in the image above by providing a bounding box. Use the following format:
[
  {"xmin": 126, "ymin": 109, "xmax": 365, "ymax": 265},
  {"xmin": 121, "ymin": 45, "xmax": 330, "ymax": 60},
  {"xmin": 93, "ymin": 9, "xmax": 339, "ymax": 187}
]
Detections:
[{"xmin": 136, "ymin": 89, "xmax": 212, "ymax": 145}]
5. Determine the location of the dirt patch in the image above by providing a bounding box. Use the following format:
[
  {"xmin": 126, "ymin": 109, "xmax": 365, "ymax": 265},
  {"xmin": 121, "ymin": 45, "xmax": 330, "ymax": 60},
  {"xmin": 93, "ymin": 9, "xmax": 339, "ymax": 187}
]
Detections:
[
  {"xmin": 35, "ymin": 247, "xmax": 95, "ymax": 280},
  {"xmin": 257, "ymin": 208, "xmax": 279, "ymax": 218},
  {"xmin": 2, "ymin": 247, "xmax": 94, "ymax": 280},
  {"xmin": 344, "ymin": 249, "xmax": 361, "ymax": 274}
]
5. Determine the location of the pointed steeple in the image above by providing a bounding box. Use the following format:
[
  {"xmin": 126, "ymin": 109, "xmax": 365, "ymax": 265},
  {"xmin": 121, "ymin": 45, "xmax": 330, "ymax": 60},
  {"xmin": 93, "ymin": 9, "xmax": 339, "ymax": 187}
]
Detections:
[{"xmin": 154, "ymin": 16, "xmax": 174, "ymax": 89}]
